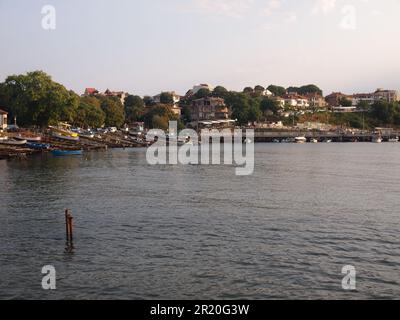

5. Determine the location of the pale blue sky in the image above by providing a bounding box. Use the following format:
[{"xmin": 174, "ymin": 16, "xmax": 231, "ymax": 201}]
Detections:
[{"xmin": 0, "ymin": 0, "xmax": 399, "ymax": 96}]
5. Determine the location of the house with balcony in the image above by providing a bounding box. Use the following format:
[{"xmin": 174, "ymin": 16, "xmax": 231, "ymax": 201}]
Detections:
[{"xmin": 190, "ymin": 97, "xmax": 230, "ymax": 122}]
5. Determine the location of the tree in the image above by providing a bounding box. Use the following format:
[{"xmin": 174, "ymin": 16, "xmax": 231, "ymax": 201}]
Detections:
[
  {"xmin": 159, "ymin": 92, "xmax": 174, "ymax": 105},
  {"xmin": 287, "ymin": 84, "xmax": 323, "ymax": 96},
  {"xmin": 339, "ymin": 97, "xmax": 353, "ymax": 107},
  {"xmin": 194, "ymin": 88, "xmax": 210, "ymax": 99},
  {"xmin": 212, "ymin": 86, "xmax": 229, "ymax": 99},
  {"xmin": 267, "ymin": 85, "xmax": 286, "ymax": 97},
  {"xmin": 260, "ymin": 98, "xmax": 280, "ymax": 115},
  {"xmin": 143, "ymin": 96, "xmax": 155, "ymax": 107},
  {"xmin": 124, "ymin": 95, "xmax": 145, "ymax": 123},
  {"xmin": 0, "ymin": 71, "xmax": 79, "ymax": 126},
  {"xmin": 74, "ymin": 100, "xmax": 106, "ymax": 128},
  {"xmin": 100, "ymin": 96, "xmax": 125, "ymax": 127},
  {"xmin": 143, "ymin": 104, "xmax": 181, "ymax": 129},
  {"xmin": 243, "ymin": 87, "xmax": 254, "ymax": 95}
]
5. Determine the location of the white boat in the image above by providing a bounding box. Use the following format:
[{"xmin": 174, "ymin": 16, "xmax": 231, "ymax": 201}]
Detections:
[
  {"xmin": 0, "ymin": 138, "xmax": 27, "ymax": 146},
  {"xmin": 243, "ymin": 138, "xmax": 253, "ymax": 144},
  {"xmin": 295, "ymin": 136, "xmax": 307, "ymax": 144},
  {"xmin": 310, "ymin": 138, "xmax": 318, "ymax": 143},
  {"xmin": 372, "ymin": 137, "xmax": 382, "ymax": 143},
  {"xmin": 388, "ymin": 137, "xmax": 399, "ymax": 142},
  {"xmin": 15, "ymin": 134, "xmax": 42, "ymax": 142}
]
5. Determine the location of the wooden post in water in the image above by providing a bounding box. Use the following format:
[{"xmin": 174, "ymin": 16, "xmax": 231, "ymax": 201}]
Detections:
[{"xmin": 65, "ymin": 209, "xmax": 74, "ymax": 244}]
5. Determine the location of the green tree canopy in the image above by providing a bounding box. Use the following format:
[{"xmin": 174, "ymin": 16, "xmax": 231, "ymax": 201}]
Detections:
[
  {"xmin": 194, "ymin": 88, "xmax": 211, "ymax": 100},
  {"xmin": 74, "ymin": 100, "xmax": 106, "ymax": 128},
  {"xmin": 212, "ymin": 86, "xmax": 229, "ymax": 99},
  {"xmin": 267, "ymin": 85, "xmax": 286, "ymax": 97},
  {"xmin": 100, "ymin": 96, "xmax": 125, "ymax": 127},
  {"xmin": 287, "ymin": 84, "xmax": 323, "ymax": 96},
  {"xmin": 260, "ymin": 98, "xmax": 280, "ymax": 115},
  {"xmin": 0, "ymin": 71, "xmax": 79, "ymax": 126},
  {"xmin": 124, "ymin": 95, "xmax": 145, "ymax": 123},
  {"xmin": 159, "ymin": 92, "xmax": 174, "ymax": 105}
]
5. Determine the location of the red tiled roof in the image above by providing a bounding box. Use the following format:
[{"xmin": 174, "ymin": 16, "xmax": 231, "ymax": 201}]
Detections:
[{"xmin": 0, "ymin": 108, "xmax": 8, "ymax": 115}]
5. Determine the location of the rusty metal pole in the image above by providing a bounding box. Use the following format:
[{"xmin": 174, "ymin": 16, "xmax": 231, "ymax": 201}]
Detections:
[
  {"xmin": 68, "ymin": 215, "xmax": 74, "ymax": 243},
  {"xmin": 65, "ymin": 209, "xmax": 70, "ymax": 242}
]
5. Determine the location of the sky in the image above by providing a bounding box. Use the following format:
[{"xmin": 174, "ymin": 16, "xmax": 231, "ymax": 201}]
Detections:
[{"xmin": 0, "ymin": 0, "xmax": 399, "ymax": 96}]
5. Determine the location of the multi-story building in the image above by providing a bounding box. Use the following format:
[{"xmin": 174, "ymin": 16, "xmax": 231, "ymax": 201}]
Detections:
[
  {"xmin": 0, "ymin": 109, "xmax": 8, "ymax": 130},
  {"xmin": 351, "ymin": 93, "xmax": 375, "ymax": 106},
  {"xmin": 191, "ymin": 97, "xmax": 229, "ymax": 121},
  {"xmin": 373, "ymin": 89, "xmax": 400, "ymax": 103},
  {"xmin": 305, "ymin": 93, "xmax": 327, "ymax": 108},
  {"xmin": 325, "ymin": 92, "xmax": 352, "ymax": 107},
  {"xmin": 282, "ymin": 94, "xmax": 310, "ymax": 109}
]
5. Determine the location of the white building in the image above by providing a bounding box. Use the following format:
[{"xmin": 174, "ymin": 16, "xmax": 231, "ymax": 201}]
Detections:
[{"xmin": 0, "ymin": 109, "xmax": 8, "ymax": 130}]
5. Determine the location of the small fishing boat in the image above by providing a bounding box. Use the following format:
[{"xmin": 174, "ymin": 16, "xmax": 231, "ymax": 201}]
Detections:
[
  {"xmin": 0, "ymin": 138, "xmax": 27, "ymax": 146},
  {"xmin": 295, "ymin": 136, "xmax": 307, "ymax": 144},
  {"xmin": 52, "ymin": 149, "xmax": 83, "ymax": 156},
  {"xmin": 310, "ymin": 138, "xmax": 318, "ymax": 143},
  {"xmin": 15, "ymin": 134, "xmax": 42, "ymax": 142},
  {"xmin": 388, "ymin": 137, "xmax": 399, "ymax": 142},
  {"xmin": 243, "ymin": 138, "xmax": 253, "ymax": 144},
  {"xmin": 49, "ymin": 124, "xmax": 80, "ymax": 142},
  {"xmin": 372, "ymin": 136, "xmax": 382, "ymax": 143},
  {"xmin": 26, "ymin": 142, "xmax": 51, "ymax": 150}
]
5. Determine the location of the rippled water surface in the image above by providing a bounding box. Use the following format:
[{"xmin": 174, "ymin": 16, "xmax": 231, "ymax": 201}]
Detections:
[{"xmin": 0, "ymin": 144, "xmax": 399, "ymax": 299}]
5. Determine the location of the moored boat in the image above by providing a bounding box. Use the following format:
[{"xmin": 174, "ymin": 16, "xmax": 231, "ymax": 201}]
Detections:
[
  {"xmin": 0, "ymin": 138, "xmax": 27, "ymax": 146},
  {"xmin": 15, "ymin": 134, "xmax": 42, "ymax": 142},
  {"xmin": 52, "ymin": 149, "xmax": 83, "ymax": 156},
  {"xmin": 49, "ymin": 124, "xmax": 80, "ymax": 142},
  {"xmin": 26, "ymin": 142, "xmax": 51, "ymax": 150},
  {"xmin": 295, "ymin": 136, "xmax": 307, "ymax": 144}
]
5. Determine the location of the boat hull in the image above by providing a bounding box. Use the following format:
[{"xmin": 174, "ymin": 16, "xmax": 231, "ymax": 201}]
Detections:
[
  {"xmin": 52, "ymin": 132, "xmax": 80, "ymax": 142},
  {"xmin": 52, "ymin": 150, "xmax": 83, "ymax": 156}
]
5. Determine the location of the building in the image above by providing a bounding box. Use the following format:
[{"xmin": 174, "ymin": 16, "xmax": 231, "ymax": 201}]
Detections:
[
  {"xmin": 83, "ymin": 88, "xmax": 127, "ymax": 104},
  {"xmin": 305, "ymin": 93, "xmax": 327, "ymax": 108},
  {"xmin": 325, "ymin": 92, "xmax": 352, "ymax": 107},
  {"xmin": 282, "ymin": 94, "xmax": 310, "ymax": 109},
  {"xmin": 373, "ymin": 89, "xmax": 400, "ymax": 103},
  {"xmin": 352, "ymin": 93, "xmax": 375, "ymax": 106},
  {"xmin": 0, "ymin": 109, "xmax": 8, "ymax": 130},
  {"xmin": 191, "ymin": 97, "xmax": 229, "ymax": 121},
  {"xmin": 84, "ymin": 88, "xmax": 99, "ymax": 96},
  {"xmin": 104, "ymin": 89, "xmax": 128, "ymax": 105}
]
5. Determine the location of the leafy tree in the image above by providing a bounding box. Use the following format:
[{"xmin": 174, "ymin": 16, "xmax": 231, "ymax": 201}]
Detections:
[
  {"xmin": 339, "ymin": 97, "xmax": 353, "ymax": 107},
  {"xmin": 159, "ymin": 92, "xmax": 174, "ymax": 105},
  {"xmin": 267, "ymin": 85, "xmax": 286, "ymax": 97},
  {"xmin": 260, "ymin": 98, "xmax": 280, "ymax": 115},
  {"xmin": 287, "ymin": 84, "xmax": 323, "ymax": 96},
  {"xmin": 74, "ymin": 100, "xmax": 106, "ymax": 128},
  {"xmin": 143, "ymin": 104, "xmax": 181, "ymax": 129},
  {"xmin": 243, "ymin": 87, "xmax": 254, "ymax": 95},
  {"xmin": 143, "ymin": 96, "xmax": 155, "ymax": 107},
  {"xmin": 212, "ymin": 86, "xmax": 229, "ymax": 99},
  {"xmin": 194, "ymin": 88, "xmax": 211, "ymax": 99},
  {"xmin": 0, "ymin": 71, "xmax": 79, "ymax": 126},
  {"xmin": 124, "ymin": 95, "xmax": 145, "ymax": 123},
  {"xmin": 100, "ymin": 96, "xmax": 125, "ymax": 127}
]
